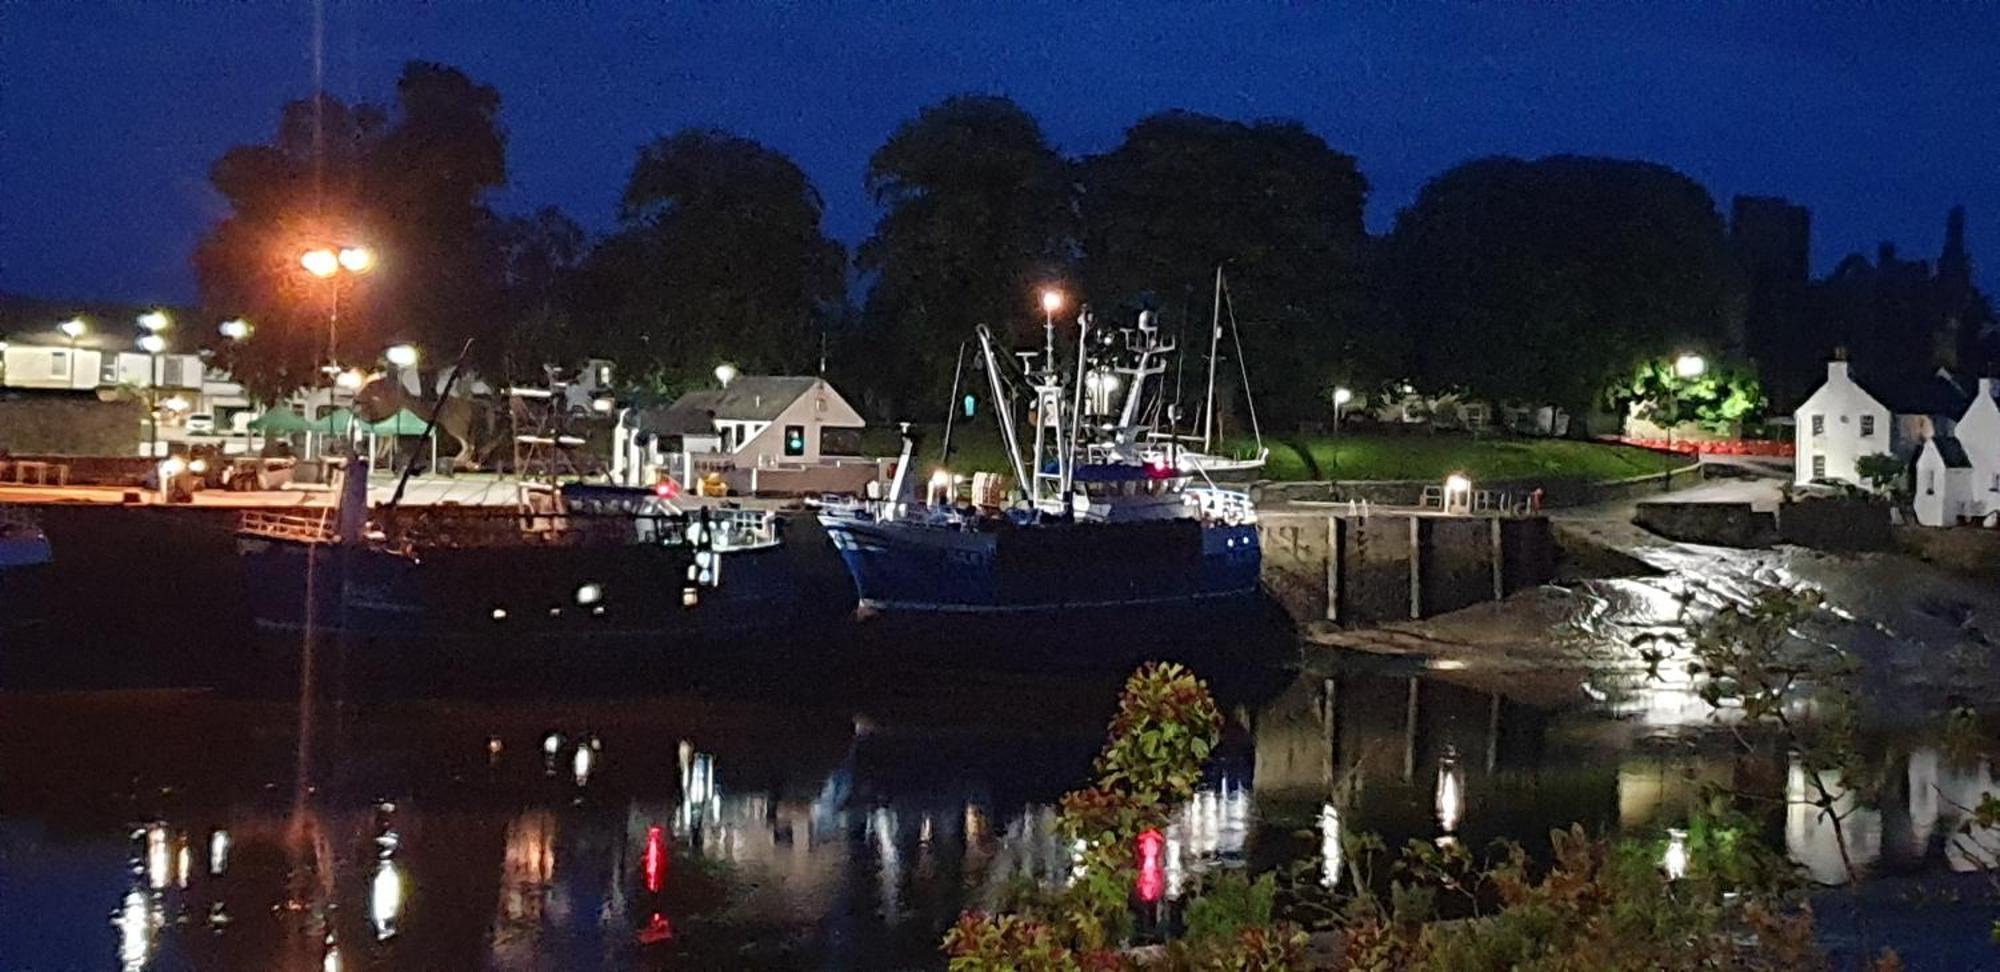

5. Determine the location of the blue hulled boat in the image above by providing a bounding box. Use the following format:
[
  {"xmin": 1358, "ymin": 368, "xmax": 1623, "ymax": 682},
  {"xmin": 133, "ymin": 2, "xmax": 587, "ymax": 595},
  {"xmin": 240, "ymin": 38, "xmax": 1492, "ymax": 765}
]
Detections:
[{"xmin": 820, "ymin": 304, "xmax": 1261, "ymax": 617}]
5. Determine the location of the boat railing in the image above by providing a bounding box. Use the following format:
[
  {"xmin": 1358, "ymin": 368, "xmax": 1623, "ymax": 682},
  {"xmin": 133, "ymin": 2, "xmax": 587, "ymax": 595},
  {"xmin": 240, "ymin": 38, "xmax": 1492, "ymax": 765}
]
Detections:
[
  {"xmin": 239, "ymin": 508, "xmax": 338, "ymax": 544},
  {"xmin": 699, "ymin": 507, "xmax": 782, "ymax": 551},
  {"xmin": 1184, "ymin": 486, "xmax": 1258, "ymax": 526}
]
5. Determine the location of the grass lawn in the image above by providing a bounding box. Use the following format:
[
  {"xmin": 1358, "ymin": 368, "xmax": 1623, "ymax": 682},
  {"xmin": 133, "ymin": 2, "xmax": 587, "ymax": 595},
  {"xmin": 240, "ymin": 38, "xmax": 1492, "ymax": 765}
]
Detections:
[{"xmin": 859, "ymin": 423, "xmax": 1685, "ymax": 485}]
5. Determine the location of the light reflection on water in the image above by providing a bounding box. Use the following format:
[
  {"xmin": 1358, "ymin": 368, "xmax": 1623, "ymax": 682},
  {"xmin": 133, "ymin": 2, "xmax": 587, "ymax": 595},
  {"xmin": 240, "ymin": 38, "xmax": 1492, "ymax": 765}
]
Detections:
[{"xmin": 2, "ymin": 659, "xmax": 1996, "ymax": 969}]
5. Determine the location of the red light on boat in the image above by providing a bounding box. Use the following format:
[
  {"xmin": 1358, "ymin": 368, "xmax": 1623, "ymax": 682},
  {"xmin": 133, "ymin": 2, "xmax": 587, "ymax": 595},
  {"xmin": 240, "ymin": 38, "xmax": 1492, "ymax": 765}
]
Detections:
[
  {"xmin": 644, "ymin": 824, "xmax": 666, "ymax": 892},
  {"xmin": 1136, "ymin": 828, "xmax": 1165, "ymax": 902},
  {"xmin": 654, "ymin": 480, "xmax": 680, "ymax": 500}
]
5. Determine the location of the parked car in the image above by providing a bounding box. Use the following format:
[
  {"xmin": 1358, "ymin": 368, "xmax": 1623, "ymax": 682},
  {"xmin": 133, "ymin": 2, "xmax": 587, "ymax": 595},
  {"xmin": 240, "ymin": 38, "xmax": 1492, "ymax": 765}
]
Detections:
[{"xmin": 185, "ymin": 413, "xmax": 215, "ymax": 434}]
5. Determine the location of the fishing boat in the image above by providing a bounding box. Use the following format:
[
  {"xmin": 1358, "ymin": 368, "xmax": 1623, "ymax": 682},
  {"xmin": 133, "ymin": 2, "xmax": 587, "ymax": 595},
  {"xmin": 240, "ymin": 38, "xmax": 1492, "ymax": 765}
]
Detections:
[
  {"xmin": 236, "ymin": 460, "xmax": 798, "ymax": 641},
  {"xmin": 819, "ymin": 303, "xmax": 1261, "ymax": 616}
]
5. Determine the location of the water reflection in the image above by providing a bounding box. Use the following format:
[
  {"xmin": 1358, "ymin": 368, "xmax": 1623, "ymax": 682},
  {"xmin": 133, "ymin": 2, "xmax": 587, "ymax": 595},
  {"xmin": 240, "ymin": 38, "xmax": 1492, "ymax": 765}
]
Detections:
[{"xmin": 5, "ymin": 664, "xmax": 1997, "ymax": 968}]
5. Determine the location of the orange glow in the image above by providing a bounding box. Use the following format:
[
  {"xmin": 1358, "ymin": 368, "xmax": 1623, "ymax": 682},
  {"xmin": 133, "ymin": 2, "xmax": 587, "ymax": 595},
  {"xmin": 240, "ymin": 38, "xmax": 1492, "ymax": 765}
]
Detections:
[
  {"xmin": 1040, "ymin": 289, "xmax": 1064, "ymax": 314},
  {"xmin": 302, "ymin": 249, "xmax": 339, "ymax": 278}
]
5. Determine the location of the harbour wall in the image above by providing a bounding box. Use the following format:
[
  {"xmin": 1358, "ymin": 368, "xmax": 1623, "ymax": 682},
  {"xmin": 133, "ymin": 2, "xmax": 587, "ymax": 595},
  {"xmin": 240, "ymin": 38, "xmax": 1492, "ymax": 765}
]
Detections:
[{"xmin": 1257, "ymin": 509, "xmax": 1556, "ymax": 627}]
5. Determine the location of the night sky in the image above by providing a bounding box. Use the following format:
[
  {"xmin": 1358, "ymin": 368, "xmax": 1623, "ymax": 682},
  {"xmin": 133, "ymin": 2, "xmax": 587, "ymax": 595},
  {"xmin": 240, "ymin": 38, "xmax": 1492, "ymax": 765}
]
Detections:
[{"xmin": 3, "ymin": 3, "xmax": 1997, "ymax": 305}]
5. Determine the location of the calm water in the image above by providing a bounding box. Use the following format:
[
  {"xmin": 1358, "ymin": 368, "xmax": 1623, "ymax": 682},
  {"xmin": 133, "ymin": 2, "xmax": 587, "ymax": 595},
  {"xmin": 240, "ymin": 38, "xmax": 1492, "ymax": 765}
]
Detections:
[{"xmin": 6, "ymin": 510, "xmax": 2000, "ymax": 968}]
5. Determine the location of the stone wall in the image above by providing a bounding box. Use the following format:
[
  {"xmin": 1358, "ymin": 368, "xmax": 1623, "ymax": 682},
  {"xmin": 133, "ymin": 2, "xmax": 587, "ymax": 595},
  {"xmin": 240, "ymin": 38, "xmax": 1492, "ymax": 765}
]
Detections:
[
  {"xmin": 1257, "ymin": 510, "xmax": 1556, "ymax": 626},
  {"xmin": 1778, "ymin": 497, "xmax": 1894, "ymax": 551},
  {"xmin": 0, "ymin": 394, "xmax": 141, "ymax": 456},
  {"xmin": 1632, "ymin": 501, "xmax": 1778, "ymax": 547},
  {"xmin": 1249, "ymin": 460, "xmax": 1705, "ymax": 510}
]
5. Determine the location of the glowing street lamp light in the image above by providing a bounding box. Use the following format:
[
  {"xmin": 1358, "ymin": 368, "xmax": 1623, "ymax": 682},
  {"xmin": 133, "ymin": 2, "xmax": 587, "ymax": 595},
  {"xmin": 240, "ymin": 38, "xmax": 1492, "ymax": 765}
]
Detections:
[
  {"xmin": 384, "ymin": 344, "xmax": 419, "ymax": 368},
  {"xmin": 335, "ymin": 369, "xmax": 366, "ymax": 391},
  {"xmin": 57, "ymin": 317, "xmax": 88, "ymax": 345},
  {"xmin": 1674, "ymin": 353, "xmax": 1707, "ymax": 379},
  {"xmin": 1040, "ymin": 289, "xmax": 1064, "ymax": 315},
  {"xmin": 138, "ymin": 310, "xmax": 171, "ymax": 333},
  {"xmin": 1332, "ymin": 386, "xmax": 1354, "ymax": 435},
  {"xmin": 338, "ymin": 246, "xmax": 375, "ymax": 273},
  {"xmin": 137, "ymin": 333, "xmax": 167, "ymax": 355},
  {"xmin": 301, "ymin": 248, "xmax": 340, "ymax": 278},
  {"xmin": 714, "ymin": 363, "xmax": 738, "ymax": 388},
  {"xmin": 219, "ymin": 318, "xmax": 251, "ymax": 341},
  {"xmin": 1442, "ymin": 472, "xmax": 1473, "ymax": 514}
]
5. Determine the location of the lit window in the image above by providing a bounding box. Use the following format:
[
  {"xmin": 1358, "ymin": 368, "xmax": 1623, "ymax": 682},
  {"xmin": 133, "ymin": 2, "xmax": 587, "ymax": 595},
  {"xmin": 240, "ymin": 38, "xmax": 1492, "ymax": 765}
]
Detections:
[
  {"xmin": 1860, "ymin": 415, "xmax": 1875, "ymax": 436},
  {"xmin": 1811, "ymin": 414, "xmax": 1825, "ymax": 435}
]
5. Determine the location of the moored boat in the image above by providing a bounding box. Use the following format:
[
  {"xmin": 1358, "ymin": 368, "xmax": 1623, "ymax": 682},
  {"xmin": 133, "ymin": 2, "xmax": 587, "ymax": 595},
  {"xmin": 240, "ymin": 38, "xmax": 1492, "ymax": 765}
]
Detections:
[{"xmin": 820, "ymin": 302, "xmax": 1261, "ymax": 617}]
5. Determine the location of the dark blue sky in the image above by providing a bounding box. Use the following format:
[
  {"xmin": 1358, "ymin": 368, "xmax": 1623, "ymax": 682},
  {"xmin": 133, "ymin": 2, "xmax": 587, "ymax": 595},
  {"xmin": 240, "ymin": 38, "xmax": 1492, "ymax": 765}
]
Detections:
[{"xmin": 3, "ymin": 3, "xmax": 1997, "ymax": 305}]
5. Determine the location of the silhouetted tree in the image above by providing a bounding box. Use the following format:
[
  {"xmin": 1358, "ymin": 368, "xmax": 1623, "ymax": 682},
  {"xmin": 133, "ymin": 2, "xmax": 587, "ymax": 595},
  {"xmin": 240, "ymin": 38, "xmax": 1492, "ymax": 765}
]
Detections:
[
  {"xmin": 1384, "ymin": 155, "xmax": 1739, "ymax": 415},
  {"xmin": 575, "ymin": 129, "xmax": 845, "ymax": 397},
  {"xmin": 857, "ymin": 95, "xmax": 1075, "ymax": 417},
  {"xmin": 193, "ymin": 63, "xmax": 512, "ymax": 401},
  {"xmin": 1076, "ymin": 111, "xmax": 1368, "ymax": 425},
  {"xmin": 494, "ymin": 206, "xmax": 587, "ymax": 381}
]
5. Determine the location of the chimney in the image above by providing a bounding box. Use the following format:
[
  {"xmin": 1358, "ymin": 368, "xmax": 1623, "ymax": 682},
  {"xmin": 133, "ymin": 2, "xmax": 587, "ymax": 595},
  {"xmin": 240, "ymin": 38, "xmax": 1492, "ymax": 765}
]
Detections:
[
  {"xmin": 1981, "ymin": 377, "xmax": 1996, "ymax": 400},
  {"xmin": 1828, "ymin": 359, "xmax": 1849, "ymax": 382}
]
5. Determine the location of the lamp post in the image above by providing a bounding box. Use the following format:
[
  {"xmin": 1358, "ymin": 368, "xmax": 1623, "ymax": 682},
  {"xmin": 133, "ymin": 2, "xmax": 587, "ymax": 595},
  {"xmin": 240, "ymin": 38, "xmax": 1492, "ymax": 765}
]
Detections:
[
  {"xmin": 58, "ymin": 317, "xmax": 87, "ymax": 350},
  {"xmin": 714, "ymin": 363, "xmax": 737, "ymax": 389},
  {"xmin": 137, "ymin": 311, "xmax": 172, "ymax": 458},
  {"xmin": 1332, "ymin": 386, "xmax": 1353, "ymax": 435}
]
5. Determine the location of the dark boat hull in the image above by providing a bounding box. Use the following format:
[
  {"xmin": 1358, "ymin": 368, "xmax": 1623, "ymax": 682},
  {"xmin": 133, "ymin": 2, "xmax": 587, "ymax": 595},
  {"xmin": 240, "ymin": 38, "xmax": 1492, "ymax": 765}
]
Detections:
[
  {"xmin": 820, "ymin": 515, "xmax": 1260, "ymax": 615},
  {"xmin": 238, "ymin": 536, "xmax": 806, "ymax": 642}
]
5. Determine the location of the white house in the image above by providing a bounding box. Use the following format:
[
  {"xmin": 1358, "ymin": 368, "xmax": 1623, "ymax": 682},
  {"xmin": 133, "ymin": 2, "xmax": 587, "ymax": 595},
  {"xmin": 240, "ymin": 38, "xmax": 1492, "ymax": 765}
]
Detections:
[
  {"xmin": 638, "ymin": 375, "xmax": 865, "ymax": 482},
  {"xmin": 1947, "ymin": 377, "xmax": 2000, "ymax": 522},
  {"xmin": 1915, "ymin": 436, "xmax": 1975, "ymax": 526},
  {"xmin": 1792, "ymin": 359, "xmax": 1967, "ymax": 486}
]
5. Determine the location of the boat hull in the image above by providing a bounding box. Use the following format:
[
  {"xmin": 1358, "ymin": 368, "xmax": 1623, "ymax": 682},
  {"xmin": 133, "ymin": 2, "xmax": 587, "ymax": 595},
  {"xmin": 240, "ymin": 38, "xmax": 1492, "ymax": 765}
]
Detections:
[
  {"xmin": 820, "ymin": 515, "xmax": 1260, "ymax": 615},
  {"xmin": 238, "ymin": 536, "xmax": 803, "ymax": 642}
]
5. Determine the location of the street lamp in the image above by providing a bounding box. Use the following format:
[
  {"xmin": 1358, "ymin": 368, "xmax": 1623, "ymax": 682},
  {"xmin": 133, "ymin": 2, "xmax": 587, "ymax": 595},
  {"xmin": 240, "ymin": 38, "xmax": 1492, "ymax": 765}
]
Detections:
[
  {"xmin": 301, "ymin": 248, "xmax": 340, "ymax": 278},
  {"xmin": 384, "ymin": 344, "xmax": 419, "ymax": 368},
  {"xmin": 58, "ymin": 317, "xmax": 87, "ymax": 347},
  {"xmin": 219, "ymin": 318, "xmax": 251, "ymax": 341},
  {"xmin": 1332, "ymin": 386, "xmax": 1353, "ymax": 433},
  {"xmin": 337, "ymin": 247, "xmax": 374, "ymax": 273},
  {"xmin": 137, "ymin": 313, "xmax": 171, "ymax": 458},
  {"xmin": 714, "ymin": 363, "xmax": 738, "ymax": 388},
  {"xmin": 1674, "ymin": 353, "xmax": 1707, "ymax": 379},
  {"xmin": 1040, "ymin": 289, "xmax": 1064, "ymax": 316}
]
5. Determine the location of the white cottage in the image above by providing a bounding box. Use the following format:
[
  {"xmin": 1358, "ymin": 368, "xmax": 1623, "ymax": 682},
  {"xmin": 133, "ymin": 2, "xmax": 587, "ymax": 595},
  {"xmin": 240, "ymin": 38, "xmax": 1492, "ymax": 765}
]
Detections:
[
  {"xmin": 1793, "ymin": 359, "xmax": 1968, "ymax": 487},
  {"xmin": 642, "ymin": 376, "xmax": 865, "ymax": 468},
  {"xmin": 1914, "ymin": 436, "xmax": 1974, "ymax": 527}
]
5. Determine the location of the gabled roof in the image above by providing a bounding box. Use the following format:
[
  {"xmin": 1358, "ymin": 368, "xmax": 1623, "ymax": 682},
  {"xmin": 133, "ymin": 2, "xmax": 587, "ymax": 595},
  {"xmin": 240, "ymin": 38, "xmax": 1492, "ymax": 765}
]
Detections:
[
  {"xmin": 1928, "ymin": 435, "xmax": 1973, "ymax": 469},
  {"xmin": 1855, "ymin": 372, "xmax": 1970, "ymax": 417},
  {"xmin": 638, "ymin": 376, "xmax": 823, "ymax": 437}
]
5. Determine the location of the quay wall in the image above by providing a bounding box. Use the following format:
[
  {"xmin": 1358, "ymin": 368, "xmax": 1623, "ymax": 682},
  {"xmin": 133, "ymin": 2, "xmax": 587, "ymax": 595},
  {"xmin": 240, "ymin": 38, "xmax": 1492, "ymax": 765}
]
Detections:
[
  {"xmin": 1249, "ymin": 461, "xmax": 1705, "ymax": 510},
  {"xmin": 1256, "ymin": 509, "xmax": 1555, "ymax": 627}
]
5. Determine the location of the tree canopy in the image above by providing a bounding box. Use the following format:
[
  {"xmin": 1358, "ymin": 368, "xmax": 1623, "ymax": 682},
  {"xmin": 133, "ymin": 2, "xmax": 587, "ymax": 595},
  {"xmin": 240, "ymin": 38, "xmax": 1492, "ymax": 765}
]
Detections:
[
  {"xmin": 856, "ymin": 95, "xmax": 1075, "ymax": 415},
  {"xmin": 194, "ymin": 63, "xmax": 521, "ymax": 400},
  {"xmin": 1383, "ymin": 155, "xmax": 1739, "ymax": 413},
  {"xmin": 1077, "ymin": 110, "xmax": 1368, "ymax": 423},
  {"xmin": 574, "ymin": 129, "xmax": 845, "ymax": 397}
]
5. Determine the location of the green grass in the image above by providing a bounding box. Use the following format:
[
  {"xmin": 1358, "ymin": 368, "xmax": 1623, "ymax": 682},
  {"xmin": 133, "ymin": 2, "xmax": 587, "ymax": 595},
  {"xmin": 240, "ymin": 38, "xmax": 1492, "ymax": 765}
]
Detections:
[{"xmin": 860, "ymin": 423, "xmax": 1685, "ymax": 485}]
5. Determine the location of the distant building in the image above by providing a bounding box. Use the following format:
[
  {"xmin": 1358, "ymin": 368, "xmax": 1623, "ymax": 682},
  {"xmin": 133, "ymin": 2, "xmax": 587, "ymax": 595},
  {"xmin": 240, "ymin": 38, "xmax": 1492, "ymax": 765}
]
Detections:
[
  {"xmin": 1914, "ymin": 435, "xmax": 1974, "ymax": 527},
  {"xmin": 1791, "ymin": 357, "xmax": 1968, "ymax": 486},
  {"xmin": 633, "ymin": 376, "xmax": 870, "ymax": 494}
]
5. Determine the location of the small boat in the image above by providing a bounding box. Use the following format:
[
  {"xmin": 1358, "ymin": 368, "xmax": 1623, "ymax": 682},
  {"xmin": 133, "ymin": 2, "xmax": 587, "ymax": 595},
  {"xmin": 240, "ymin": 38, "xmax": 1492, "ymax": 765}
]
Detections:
[
  {"xmin": 820, "ymin": 305, "xmax": 1261, "ymax": 617},
  {"xmin": 236, "ymin": 461, "xmax": 798, "ymax": 641}
]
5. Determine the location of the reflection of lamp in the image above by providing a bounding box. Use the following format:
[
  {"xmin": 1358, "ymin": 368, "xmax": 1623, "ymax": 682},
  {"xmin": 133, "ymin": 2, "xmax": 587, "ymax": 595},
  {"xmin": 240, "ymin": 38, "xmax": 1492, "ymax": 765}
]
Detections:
[
  {"xmin": 1436, "ymin": 757, "xmax": 1465, "ymax": 834},
  {"xmin": 1662, "ymin": 827, "xmax": 1689, "ymax": 880},
  {"xmin": 1319, "ymin": 803, "xmax": 1343, "ymax": 889}
]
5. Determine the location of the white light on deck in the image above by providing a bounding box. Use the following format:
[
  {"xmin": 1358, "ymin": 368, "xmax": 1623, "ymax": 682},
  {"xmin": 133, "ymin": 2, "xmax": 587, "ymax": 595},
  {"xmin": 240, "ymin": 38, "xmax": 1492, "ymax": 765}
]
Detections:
[
  {"xmin": 146, "ymin": 825, "xmax": 169, "ymax": 888},
  {"xmin": 575, "ymin": 583, "xmax": 602, "ymax": 606},
  {"xmin": 209, "ymin": 829, "xmax": 230, "ymax": 875},
  {"xmin": 572, "ymin": 744, "xmax": 594, "ymax": 785},
  {"xmin": 491, "ymin": 607, "xmax": 508, "ymax": 621},
  {"xmin": 542, "ymin": 732, "xmax": 562, "ymax": 756}
]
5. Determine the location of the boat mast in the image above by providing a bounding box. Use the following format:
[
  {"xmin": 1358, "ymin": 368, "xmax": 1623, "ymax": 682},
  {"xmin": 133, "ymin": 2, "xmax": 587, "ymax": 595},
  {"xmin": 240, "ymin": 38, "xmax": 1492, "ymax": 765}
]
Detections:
[
  {"xmin": 1202, "ymin": 265, "xmax": 1223, "ymax": 452},
  {"xmin": 1066, "ymin": 306, "xmax": 1091, "ymax": 491},
  {"xmin": 974, "ymin": 325, "xmax": 1032, "ymax": 498}
]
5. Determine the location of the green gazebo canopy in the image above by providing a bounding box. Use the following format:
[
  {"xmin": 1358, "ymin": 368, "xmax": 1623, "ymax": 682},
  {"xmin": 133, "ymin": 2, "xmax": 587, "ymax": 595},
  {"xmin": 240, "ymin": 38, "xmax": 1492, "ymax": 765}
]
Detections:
[
  {"xmin": 370, "ymin": 408, "xmax": 434, "ymax": 436},
  {"xmin": 246, "ymin": 406, "xmax": 312, "ymax": 434},
  {"xmin": 309, "ymin": 408, "xmax": 358, "ymax": 435}
]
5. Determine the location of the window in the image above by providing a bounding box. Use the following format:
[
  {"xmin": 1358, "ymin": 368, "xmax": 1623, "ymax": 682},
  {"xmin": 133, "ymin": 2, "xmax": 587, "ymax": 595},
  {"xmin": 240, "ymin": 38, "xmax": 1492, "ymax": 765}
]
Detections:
[
  {"xmin": 783, "ymin": 424, "xmax": 806, "ymax": 457},
  {"xmin": 1812, "ymin": 455, "xmax": 1826, "ymax": 480},
  {"xmin": 1811, "ymin": 414, "xmax": 1825, "ymax": 435},
  {"xmin": 49, "ymin": 350, "xmax": 70, "ymax": 380},
  {"xmin": 1991, "ymin": 474, "xmax": 1998, "ymax": 492},
  {"xmin": 1860, "ymin": 415, "xmax": 1875, "ymax": 437},
  {"xmin": 1925, "ymin": 469, "xmax": 1937, "ymax": 494}
]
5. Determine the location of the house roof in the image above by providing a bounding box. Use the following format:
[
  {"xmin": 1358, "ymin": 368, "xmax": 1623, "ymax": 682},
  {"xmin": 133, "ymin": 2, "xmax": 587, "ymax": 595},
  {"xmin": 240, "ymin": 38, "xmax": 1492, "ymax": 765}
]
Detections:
[
  {"xmin": 638, "ymin": 376, "xmax": 823, "ymax": 437},
  {"xmin": 1930, "ymin": 435, "xmax": 1973, "ymax": 469},
  {"xmin": 1855, "ymin": 372, "xmax": 1970, "ymax": 417}
]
